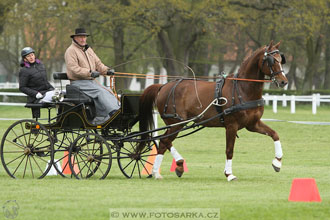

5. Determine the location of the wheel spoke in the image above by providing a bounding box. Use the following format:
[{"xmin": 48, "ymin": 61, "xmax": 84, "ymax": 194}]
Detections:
[
  {"xmin": 140, "ymin": 158, "xmax": 154, "ymax": 166},
  {"xmin": 29, "ymin": 156, "xmax": 34, "ymax": 178},
  {"xmin": 93, "ymin": 158, "xmax": 109, "ymax": 166},
  {"xmin": 5, "ymin": 153, "xmax": 25, "ymax": 166},
  {"xmin": 139, "ymin": 160, "xmax": 151, "ymax": 175},
  {"xmin": 31, "ymin": 155, "xmax": 44, "ymax": 174},
  {"xmin": 137, "ymin": 160, "xmax": 141, "ymax": 178},
  {"xmin": 32, "ymin": 138, "xmax": 50, "ymax": 149},
  {"xmin": 74, "ymin": 154, "xmax": 83, "ymax": 179},
  {"xmin": 5, "ymin": 139, "xmax": 25, "ymax": 150},
  {"xmin": 140, "ymin": 153, "xmax": 157, "ymax": 158},
  {"xmin": 77, "ymin": 154, "xmax": 93, "ymax": 177},
  {"xmin": 12, "ymin": 155, "xmax": 27, "ymax": 176},
  {"xmin": 11, "ymin": 129, "xmax": 25, "ymax": 147},
  {"xmin": 121, "ymin": 145, "xmax": 134, "ymax": 154},
  {"xmin": 129, "ymin": 161, "xmax": 137, "ymax": 178},
  {"xmin": 23, "ymin": 155, "xmax": 29, "ymax": 178},
  {"xmin": 121, "ymin": 158, "xmax": 134, "ymax": 171},
  {"xmin": 19, "ymin": 123, "xmax": 28, "ymax": 147},
  {"xmin": 33, "ymin": 154, "xmax": 49, "ymax": 163}
]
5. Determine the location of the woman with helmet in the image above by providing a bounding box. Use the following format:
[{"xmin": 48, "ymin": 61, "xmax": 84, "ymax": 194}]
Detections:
[{"xmin": 18, "ymin": 47, "xmax": 55, "ymax": 103}]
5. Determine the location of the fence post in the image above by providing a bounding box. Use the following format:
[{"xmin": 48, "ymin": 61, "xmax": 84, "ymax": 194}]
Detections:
[
  {"xmin": 282, "ymin": 94, "xmax": 287, "ymax": 107},
  {"xmin": 316, "ymin": 93, "xmax": 320, "ymax": 107},
  {"xmin": 273, "ymin": 96, "xmax": 277, "ymax": 113},
  {"xmin": 290, "ymin": 95, "xmax": 295, "ymax": 114},
  {"xmin": 265, "ymin": 93, "xmax": 269, "ymax": 105},
  {"xmin": 312, "ymin": 94, "xmax": 317, "ymax": 114}
]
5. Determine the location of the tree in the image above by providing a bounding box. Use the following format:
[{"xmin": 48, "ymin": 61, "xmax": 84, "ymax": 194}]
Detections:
[{"xmin": 131, "ymin": 0, "xmax": 230, "ymax": 77}]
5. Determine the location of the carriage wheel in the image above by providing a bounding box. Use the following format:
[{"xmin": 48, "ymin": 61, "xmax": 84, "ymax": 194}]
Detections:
[
  {"xmin": 68, "ymin": 133, "xmax": 112, "ymax": 179},
  {"xmin": 0, "ymin": 119, "xmax": 54, "ymax": 179},
  {"xmin": 52, "ymin": 129, "xmax": 92, "ymax": 177},
  {"xmin": 116, "ymin": 133, "xmax": 158, "ymax": 178}
]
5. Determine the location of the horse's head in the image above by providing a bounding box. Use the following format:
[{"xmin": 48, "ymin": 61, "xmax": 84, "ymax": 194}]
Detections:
[{"xmin": 260, "ymin": 41, "xmax": 288, "ymax": 88}]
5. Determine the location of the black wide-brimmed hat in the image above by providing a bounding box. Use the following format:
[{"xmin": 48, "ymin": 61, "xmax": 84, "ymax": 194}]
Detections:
[{"xmin": 70, "ymin": 28, "xmax": 90, "ymax": 38}]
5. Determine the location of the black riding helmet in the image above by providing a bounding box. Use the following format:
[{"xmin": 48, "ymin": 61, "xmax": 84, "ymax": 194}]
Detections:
[{"xmin": 21, "ymin": 47, "xmax": 35, "ymax": 58}]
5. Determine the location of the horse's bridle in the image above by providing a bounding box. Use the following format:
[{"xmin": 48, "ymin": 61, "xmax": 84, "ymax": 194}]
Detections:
[{"xmin": 262, "ymin": 47, "xmax": 286, "ymax": 84}]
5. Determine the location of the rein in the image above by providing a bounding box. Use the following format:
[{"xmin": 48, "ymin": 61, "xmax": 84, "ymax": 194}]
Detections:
[{"xmin": 226, "ymin": 77, "xmax": 272, "ymax": 83}]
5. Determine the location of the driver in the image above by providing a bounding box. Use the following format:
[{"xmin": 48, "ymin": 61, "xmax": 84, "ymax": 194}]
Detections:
[{"xmin": 64, "ymin": 28, "xmax": 120, "ymax": 124}]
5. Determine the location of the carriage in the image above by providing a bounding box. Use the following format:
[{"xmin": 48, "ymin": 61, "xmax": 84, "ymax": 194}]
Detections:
[
  {"xmin": 0, "ymin": 72, "xmax": 158, "ymax": 179},
  {"xmin": 1, "ymin": 41, "xmax": 288, "ymax": 181}
]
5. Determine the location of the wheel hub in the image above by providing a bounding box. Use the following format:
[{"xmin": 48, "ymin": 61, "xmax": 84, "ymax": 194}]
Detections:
[
  {"xmin": 24, "ymin": 147, "xmax": 31, "ymax": 155},
  {"xmin": 87, "ymin": 155, "xmax": 94, "ymax": 162}
]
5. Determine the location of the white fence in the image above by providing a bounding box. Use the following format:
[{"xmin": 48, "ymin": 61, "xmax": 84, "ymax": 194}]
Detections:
[
  {"xmin": 263, "ymin": 93, "xmax": 330, "ymax": 114},
  {"xmin": 0, "ymin": 91, "xmax": 330, "ymax": 114},
  {"xmin": 0, "ymin": 92, "xmax": 26, "ymax": 106}
]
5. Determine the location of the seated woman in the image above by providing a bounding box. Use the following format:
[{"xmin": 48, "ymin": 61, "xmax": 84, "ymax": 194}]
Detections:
[{"xmin": 19, "ymin": 47, "xmax": 55, "ymax": 103}]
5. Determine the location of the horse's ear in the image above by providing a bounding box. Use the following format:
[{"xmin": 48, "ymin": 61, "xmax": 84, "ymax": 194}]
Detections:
[
  {"xmin": 268, "ymin": 40, "xmax": 274, "ymax": 49},
  {"xmin": 274, "ymin": 41, "xmax": 281, "ymax": 49}
]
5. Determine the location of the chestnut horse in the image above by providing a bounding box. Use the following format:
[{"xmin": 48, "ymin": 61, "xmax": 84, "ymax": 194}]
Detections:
[{"xmin": 139, "ymin": 41, "xmax": 288, "ymax": 181}]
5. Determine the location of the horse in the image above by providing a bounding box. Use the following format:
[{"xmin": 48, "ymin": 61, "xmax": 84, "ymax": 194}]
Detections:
[{"xmin": 139, "ymin": 41, "xmax": 288, "ymax": 181}]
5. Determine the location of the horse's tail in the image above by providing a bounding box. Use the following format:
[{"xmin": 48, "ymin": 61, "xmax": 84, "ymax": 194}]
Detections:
[{"xmin": 139, "ymin": 84, "xmax": 162, "ymax": 142}]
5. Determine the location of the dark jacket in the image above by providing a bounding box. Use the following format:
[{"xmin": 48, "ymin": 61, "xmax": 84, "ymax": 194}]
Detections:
[{"xmin": 19, "ymin": 59, "xmax": 54, "ymax": 103}]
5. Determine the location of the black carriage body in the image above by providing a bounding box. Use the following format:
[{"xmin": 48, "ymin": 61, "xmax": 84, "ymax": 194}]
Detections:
[{"xmin": 50, "ymin": 91, "xmax": 141, "ymax": 132}]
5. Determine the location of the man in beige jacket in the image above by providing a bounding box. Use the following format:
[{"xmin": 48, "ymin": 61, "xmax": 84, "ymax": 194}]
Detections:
[{"xmin": 64, "ymin": 28, "xmax": 120, "ymax": 124}]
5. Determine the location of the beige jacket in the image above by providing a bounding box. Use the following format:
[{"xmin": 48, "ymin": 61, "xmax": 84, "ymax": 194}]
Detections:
[{"xmin": 64, "ymin": 41, "xmax": 108, "ymax": 80}]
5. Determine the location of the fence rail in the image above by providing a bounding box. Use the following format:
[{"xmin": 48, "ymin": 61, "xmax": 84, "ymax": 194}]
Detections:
[
  {"xmin": 263, "ymin": 93, "xmax": 330, "ymax": 114},
  {"xmin": 0, "ymin": 92, "xmax": 329, "ymax": 114}
]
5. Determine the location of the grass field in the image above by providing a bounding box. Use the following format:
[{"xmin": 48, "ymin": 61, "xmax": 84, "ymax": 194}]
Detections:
[{"xmin": 0, "ymin": 105, "xmax": 330, "ymax": 220}]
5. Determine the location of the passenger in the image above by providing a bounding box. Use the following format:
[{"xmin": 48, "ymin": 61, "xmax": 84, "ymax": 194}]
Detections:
[
  {"xmin": 64, "ymin": 28, "xmax": 120, "ymax": 124},
  {"xmin": 18, "ymin": 47, "xmax": 55, "ymax": 103}
]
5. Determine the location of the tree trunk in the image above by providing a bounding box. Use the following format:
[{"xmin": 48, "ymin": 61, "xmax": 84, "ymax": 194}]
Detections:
[
  {"xmin": 324, "ymin": 23, "xmax": 330, "ymax": 89},
  {"xmin": 113, "ymin": 25, "xmax": 129, "ymax": 89},
  {"xmin": 287, "ymin": 51, "xmax": 297, "ymax": 90},
  {"xmin": 157, "ymin": 29, "xmax": 181, "ymax": 76},
  {"xmin": 302, "ymin": 35, "xmax": 323, "ymax": 91}
]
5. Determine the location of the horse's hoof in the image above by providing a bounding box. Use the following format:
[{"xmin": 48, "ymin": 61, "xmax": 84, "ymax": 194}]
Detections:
[
  {"xmin": 227, "ymin": 174, "xmax": 237, "ymax": 182},
  {"xmin": 272, "ymin": 158, "xmax": 281, "ymax": 172},
  {"xmin": 175, "ymin": 168, "xmax": 183, "ymax": 177},
  {"xmin": 152, "ymin": 171, "xmax": 163, "ymax": 179},
  {"xmin": 175, "ymin": 160, "xmax": 184, "ymax": 177}
]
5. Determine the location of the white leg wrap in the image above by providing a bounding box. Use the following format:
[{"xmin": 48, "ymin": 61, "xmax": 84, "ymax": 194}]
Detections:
[
  {"xmin": 152, "ymin": 154, "xmax": 163, "ymax": 179},
  {"xmin": 224, "ymin": 160, "xmax": 237, "ymax": 181},
  {"xmin": 170, "ymin": 147, "xmax": 183, "ymax": 162},
  {"xmin": 224, "ymin": 159, "xmax": 233, "ymax": 174},
  {"xmin": 274, "ymin": 140, "xmax": 283, "ymax": 159}
]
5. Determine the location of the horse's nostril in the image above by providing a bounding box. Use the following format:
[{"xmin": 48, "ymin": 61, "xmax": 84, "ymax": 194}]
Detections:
[{"xmin": 281, "ymin": 81, "xmax": 288, "ymax": 86}]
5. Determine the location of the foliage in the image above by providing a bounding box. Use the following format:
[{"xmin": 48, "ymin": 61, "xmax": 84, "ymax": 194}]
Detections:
[{"xmin": 0, "ymin": 0, "xmax": 329, "ymax": 91}]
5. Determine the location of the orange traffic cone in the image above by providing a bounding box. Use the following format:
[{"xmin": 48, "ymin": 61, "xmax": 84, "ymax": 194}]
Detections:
[
  {"xmin": 170, "ymin": 159, "xmax": 188, "ymax": 172},
  {"xmin": 288, "ymin": 178, "xmax": 321, "ymax": 202},
  {"xmin": 141, "ymin": 145, "xmax": 159, "ymax": 175},
  {"xmin": 61, "ymin": 151, "xmax": 80, "ymax": 175}
]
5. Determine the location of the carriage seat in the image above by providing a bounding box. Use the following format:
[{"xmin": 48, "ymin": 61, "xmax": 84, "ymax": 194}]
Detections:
[
  {"xmin": 25, "ymin": 102, "xmax": 55, "ymax": 119},
  {"xmin": 65, "ymin": 85, "xmax": 93, "ymax": 105},
  {"xmin": 53, "ymin": 72, "xmax": 93, "ymax": 105}
]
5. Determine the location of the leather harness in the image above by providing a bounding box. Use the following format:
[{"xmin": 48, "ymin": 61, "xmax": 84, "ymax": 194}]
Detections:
[
  {"xmin": 214, "ymin": 73, "xmax": 264, "ymax": 123},
  {"xmin": 161, "ymin": 75, "xmax": 264, "ymax": 123}
]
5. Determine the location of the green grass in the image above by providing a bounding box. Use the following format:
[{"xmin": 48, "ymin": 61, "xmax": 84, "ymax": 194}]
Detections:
[{"xmin": 0, "ymin": 105, "xmax": 330, "ymax": 220}]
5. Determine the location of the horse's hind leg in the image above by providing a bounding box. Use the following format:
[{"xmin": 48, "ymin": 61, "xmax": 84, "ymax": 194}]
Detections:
[
  {"xmin": 152, "ymin": 126, "xmax": 184, "ymax": 179},
  {"xmin": 224, "ymin": 125, "xmax": 238, "ymax": 182},
  {"xmin": 246, "ymin": 120, "xmax": 283, "ymax": 172}
]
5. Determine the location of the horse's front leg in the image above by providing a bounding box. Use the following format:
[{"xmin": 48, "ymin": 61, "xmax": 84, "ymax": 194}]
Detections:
[
  {"xmin": 246, "ymin": 120, "xmax": 283, "ymax": 172},
  {"xmin": 224, "ymin": 125, "xmax": 238, "ymax": 181}
]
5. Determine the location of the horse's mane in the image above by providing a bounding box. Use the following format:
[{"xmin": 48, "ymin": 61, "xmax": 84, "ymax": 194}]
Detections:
[{"xmin": 237, "ymin": 46, "xmax": 266, "ymax": 74}]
